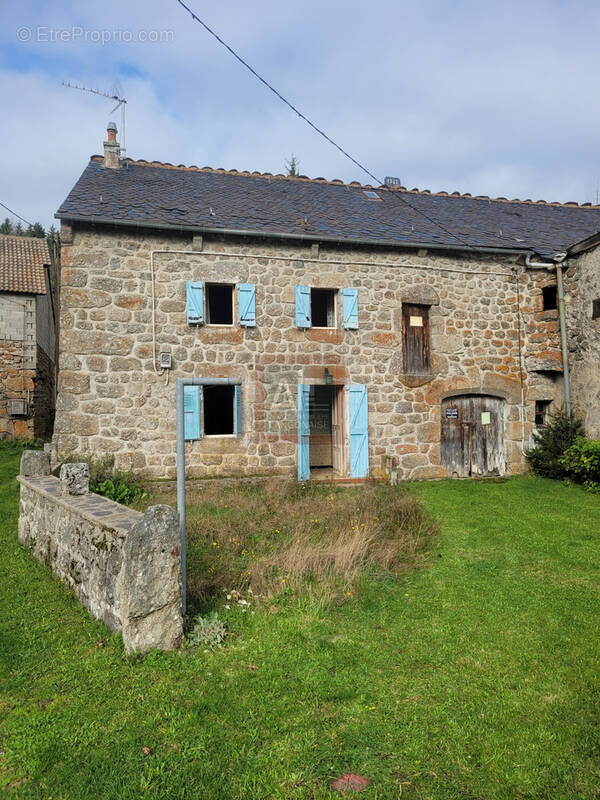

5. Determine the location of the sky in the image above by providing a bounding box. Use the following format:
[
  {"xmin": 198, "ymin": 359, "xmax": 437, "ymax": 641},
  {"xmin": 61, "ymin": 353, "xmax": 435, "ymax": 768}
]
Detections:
[{"xmin": 2, "ymin": 0, "xmax": 600, "ymax": 229}]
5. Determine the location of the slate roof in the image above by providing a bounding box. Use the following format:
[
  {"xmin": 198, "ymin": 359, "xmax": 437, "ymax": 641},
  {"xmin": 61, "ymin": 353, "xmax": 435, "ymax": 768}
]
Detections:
[
  {"xmin": 56, "ymin": 156, "xmax": 600, "ymax": 258},
  {"xmin": 0, "ymin": 235, "xmax": 49, "ymax": 295}
]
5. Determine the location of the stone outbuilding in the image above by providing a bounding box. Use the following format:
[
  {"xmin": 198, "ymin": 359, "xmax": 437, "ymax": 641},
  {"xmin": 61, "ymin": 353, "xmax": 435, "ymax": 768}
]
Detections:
[
  {"xmin": 52, "ymin": 125, "xmax": 600, "ymax": 480},
  {"xmin": 0, "ymin": 235, "xmax": 56, "ymax": 439},
  {"xmin": 563, "ymin": 233, "xmax": 600, "ymax": 437}
]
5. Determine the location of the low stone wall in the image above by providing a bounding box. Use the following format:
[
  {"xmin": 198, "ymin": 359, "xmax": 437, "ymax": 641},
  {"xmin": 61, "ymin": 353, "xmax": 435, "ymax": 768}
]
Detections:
[{"xmin": 17, "ymin": 450, "xmax": 182, "ymax": 653}]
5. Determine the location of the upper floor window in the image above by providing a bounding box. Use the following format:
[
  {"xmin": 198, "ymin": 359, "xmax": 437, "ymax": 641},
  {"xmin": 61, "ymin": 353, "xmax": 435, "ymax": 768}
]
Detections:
[
  {"xmin": 542, "ymin": 285, "xmax": 557, "ymax": 311},
  {"xmin": 311, "ymin": 288, "xmax": 336, "ymax": 327},
  {"xmin": 295, "ymin": 285, "xmax": 358, "ymax": 329},
  {"xmin": 186, "ymin": 281, "xmax": 256, "ymax": 327},
  {"xmin": 206, "ymin": 283, "xmax": 233, "ymax": 325}
]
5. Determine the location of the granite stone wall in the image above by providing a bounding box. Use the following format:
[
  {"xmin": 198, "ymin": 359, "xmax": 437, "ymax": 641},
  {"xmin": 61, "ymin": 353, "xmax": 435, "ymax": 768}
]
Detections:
[
  {"xmin": 52, "ymin": 226, "xmax": 565, "ymax": 479},
  {"xmin": 566, "ymin": 249, "xmax": 600, "ymax": 437},
  {"xmin": 17, "ymin": 450, "xmax": 182, "ymax": 653}
]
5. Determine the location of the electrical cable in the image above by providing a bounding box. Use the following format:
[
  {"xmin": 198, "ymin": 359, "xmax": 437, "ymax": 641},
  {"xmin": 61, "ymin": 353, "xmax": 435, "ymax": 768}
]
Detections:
[
  {"xmin": 173, "ymin": 0, "xmax": 476, "ymax": 251},
  {"xmin": 0, "ymin": 201, "xmax": 33, "ymax": 228}
]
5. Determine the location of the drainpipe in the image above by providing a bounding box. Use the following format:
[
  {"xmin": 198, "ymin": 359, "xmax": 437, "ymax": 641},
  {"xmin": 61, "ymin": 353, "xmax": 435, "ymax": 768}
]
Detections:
[
  {"xmin": 524, "ymin": 252, "xmax": 571, "ymax": 417},
  {"xmin": 175, "ymin": 376, "xmax": 242, "ymax": 617},
  {"xmin": 555, "ymin": 261, "xmax": 572, "ymax": 417}
]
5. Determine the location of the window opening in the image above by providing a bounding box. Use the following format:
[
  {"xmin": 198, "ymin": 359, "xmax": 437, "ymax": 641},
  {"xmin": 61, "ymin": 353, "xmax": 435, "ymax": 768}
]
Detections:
[
  {"xmin": 592, "ymin": 298, "xmax": 600, "ymax": 319},
  {"xmin": 402, "ymin": 303, "xmax": 430, "ymax": 375},
  {"xmin": 542, "ymin": 285, "xmax": 557, "ymax": 311},
  {"xmin": 362, "ymin": 190, "xmax": 381, "ymax": 200},
  {"xmin": 204, "ymin": 385, "xmax": 234, "ymax": 435},
  {"xmin": 311, "ymin": 288, "xmax": 336, "ymax": 327},
  {"xmin": 535, "ymin": 399, "xmax": 551, "ymax": 427},
  {"xmin": 206, "ymin": 283, "xmax": 234, "ymax": 324}
]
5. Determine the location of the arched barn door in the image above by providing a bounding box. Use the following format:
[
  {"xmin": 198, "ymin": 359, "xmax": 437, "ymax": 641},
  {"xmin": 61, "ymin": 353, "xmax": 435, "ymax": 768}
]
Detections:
[{"xmin": 441, "ymin": 395, "xmax": 506, "ymax": 478}]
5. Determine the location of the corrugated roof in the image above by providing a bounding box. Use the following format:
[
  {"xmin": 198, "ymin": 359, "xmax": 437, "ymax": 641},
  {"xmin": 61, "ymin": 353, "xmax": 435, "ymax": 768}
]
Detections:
[
  {"xmin": 0, "ymin": 235, "xmax": 49, "ymax": 295},
  {"xmin": 56, "ymin": 157, "xmax": 600, "ymax": 257}
]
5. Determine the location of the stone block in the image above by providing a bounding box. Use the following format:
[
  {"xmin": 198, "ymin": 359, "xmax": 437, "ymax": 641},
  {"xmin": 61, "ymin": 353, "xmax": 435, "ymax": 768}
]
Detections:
[
  {"xmin": 20, "ymin": 450, "xmax": 51, "ymax": 477},
  {"xmin": 119, "ymin": 505, "xmax": 182, "ymax": 654},
  {"xmin": 59, "ymin": 463, "xmax": 90, "ymax": 495}
]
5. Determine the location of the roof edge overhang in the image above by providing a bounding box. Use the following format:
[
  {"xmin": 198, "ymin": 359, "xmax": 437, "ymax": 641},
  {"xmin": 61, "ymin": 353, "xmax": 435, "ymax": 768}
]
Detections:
[
  {"xmin": 566, "ymin": 230, "xmax": 600, "ymax": 257},
  {"xmin": 55, "ymin": 212, "xmax": 532, "ymax": 259}
]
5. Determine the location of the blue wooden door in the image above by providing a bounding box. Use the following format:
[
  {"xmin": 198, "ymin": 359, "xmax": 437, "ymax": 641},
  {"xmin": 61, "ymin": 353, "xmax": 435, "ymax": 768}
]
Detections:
[
  {"xmin": 297, "ymin": 384, "xmax": 310, "ymax": 480},
  {"xmin": 348, "ymin": 385, "xmax": 369, "ymax": 478}
]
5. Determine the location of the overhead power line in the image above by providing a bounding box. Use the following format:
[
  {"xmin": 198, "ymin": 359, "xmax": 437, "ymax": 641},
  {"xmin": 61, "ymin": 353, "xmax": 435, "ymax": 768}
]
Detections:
[
  {"xmin": 0, "ymin": 200, "xmax": 33, "ymax": 228},
  {"xmin": 173, "ymin": 0, "xmax": 471, "ymax": 249}
]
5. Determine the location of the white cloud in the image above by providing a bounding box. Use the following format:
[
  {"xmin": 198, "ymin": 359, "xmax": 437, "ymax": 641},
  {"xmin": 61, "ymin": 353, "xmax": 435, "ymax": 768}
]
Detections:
[{"xmin": 1, "ymin": 0, "xmax": 600, "ymax": 228}]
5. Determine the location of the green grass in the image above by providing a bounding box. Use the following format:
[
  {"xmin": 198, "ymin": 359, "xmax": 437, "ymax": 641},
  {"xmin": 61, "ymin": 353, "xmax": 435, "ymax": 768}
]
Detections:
[{"xmin": 1, "ymin": 448, "xmax": 599, "ymax": 799}]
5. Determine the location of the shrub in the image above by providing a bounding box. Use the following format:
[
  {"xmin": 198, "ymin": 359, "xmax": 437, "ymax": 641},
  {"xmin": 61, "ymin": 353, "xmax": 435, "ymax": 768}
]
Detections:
[
  {"xmin": 560, "ymin": 437, "xmax": 600, "ymax": 492},
  {"xmin": 525, "ymin": 408, "xmax": 584, "ymax": 479},
  {"xmin": 186, "ymin": 613, "xmax": 227, "ymax": 648},
  {"xmin": 58, "ymin": 453, "xmax": 147, "ymax": 506}
]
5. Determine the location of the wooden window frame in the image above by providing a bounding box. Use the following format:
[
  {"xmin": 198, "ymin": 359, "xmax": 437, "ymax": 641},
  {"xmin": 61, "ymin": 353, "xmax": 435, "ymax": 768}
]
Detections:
[{"xmin": 401, "ymin": 303, "xmax": 431, "ymax": 376}]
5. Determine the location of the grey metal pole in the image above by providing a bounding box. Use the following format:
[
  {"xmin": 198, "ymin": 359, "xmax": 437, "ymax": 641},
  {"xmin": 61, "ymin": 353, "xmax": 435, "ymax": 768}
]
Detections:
[
  {"xmin": 556, "ymin": 264, "xmax": 572, "ymax": 417},
  {"xmin": 175, "ymin": 376, "xmax": 242, "ymax": 619},
  {"xmin": 175, "ymin": 378, "xmax": 187, "ymax": 617}
]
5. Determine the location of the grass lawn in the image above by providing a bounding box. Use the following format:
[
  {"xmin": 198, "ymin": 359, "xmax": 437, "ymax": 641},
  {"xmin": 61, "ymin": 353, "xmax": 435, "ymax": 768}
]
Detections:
[{"xmin": 1, "ymin": 449, "xmax": 599, "ymax": 799}]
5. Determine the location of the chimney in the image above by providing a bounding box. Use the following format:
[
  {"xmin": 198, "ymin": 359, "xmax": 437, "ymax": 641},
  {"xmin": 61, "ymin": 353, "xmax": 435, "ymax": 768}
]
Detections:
[{"xmin": 103, "ymin": 121, "xmax": 120, "ymax": 169}]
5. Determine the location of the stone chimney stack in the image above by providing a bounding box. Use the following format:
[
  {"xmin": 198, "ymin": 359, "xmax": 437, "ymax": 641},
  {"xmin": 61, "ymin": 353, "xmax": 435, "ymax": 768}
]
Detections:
[{"xmin": 103, "ymin": 121, "xmax": 121, "ymax": 169}]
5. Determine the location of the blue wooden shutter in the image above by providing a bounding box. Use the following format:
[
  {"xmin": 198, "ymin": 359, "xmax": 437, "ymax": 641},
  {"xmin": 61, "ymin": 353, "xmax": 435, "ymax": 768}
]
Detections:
[
  {"xmin": 234, "ymin": 385, "xmax": 243, "ymax": 436},
  {"xmin": 349, "ymin": 385, "xmax": 369, "ymax": 478},
  {"xmin": 342, "ymin": 288, "xmax": 359, "ymax": 329},
  {"xmin": 297, "ymin": 384, "xmax": 310, "ymax": 480},
  {"xmin": 184, "ymin": 385, "xmax": 201, "ymax": 440},
  {"xmin": 295, "ymin": 285, "xmax": 311, "ymax": 328},
  {"xmin": 186, "ymin": 280, "xmax": 204, "ymax": 325},
  {"xmin": 238, "ymin": 284, "xmax": 256, "ymax": 327}
]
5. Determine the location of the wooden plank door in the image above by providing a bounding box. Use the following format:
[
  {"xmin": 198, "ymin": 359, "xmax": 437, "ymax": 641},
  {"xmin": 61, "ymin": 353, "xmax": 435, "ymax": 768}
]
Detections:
[{"xmin": 441, "ymin": 395, "xmax": 505, "ymax": 477}]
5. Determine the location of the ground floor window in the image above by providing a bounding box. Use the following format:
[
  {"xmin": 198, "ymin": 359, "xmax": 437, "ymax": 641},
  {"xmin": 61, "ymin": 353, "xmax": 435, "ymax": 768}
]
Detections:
[
  {"xmin": 535, "ymin": 399, "xmax": 552, "ymax": 427},
  {"xmin": 204, "ymin": 385, "xmax": 234, "ymax": 435},
  {"xmin": 184, "ymin": 383, "xmax": 242, "ymax": 440}
]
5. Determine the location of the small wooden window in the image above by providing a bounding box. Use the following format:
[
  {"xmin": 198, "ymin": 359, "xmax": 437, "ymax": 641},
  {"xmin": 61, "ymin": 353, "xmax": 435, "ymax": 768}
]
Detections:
[
  {"xmin": 542, "ymin": 286, "xmax": 557, "ymax": 311},
  {"xmin": 535, "ymin": 399, "xmax": 551, "ymax": 427},
  {"xmin": 402, "ymin": 304, "xmax": 430, "ymax": 375},
  {"xmin": 592, "ymin": 299, "xmax": 600, "ymax": 319}
]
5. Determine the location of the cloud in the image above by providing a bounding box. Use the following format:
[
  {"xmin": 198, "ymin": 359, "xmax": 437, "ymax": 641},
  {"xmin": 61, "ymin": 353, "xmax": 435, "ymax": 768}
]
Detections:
[{"xmin": 1, "ymin": 0, "xmax": 600, "ymax": 228}]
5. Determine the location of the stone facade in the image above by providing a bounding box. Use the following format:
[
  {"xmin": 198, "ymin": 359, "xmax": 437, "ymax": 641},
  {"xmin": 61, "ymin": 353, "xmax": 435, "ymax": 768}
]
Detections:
[
  {"xmin": 565, "ymin": 247, "xmax": 600, "ymax": 436},
  {"xmin": 18, "ymin": 451, "xmax": 182, "ymax": 653},
  {"xmin": 52, "ymin": 225, "xmax": 566, "ymax": 480},
  {"xmin": 0, "ymin": 280, "xmax": 56, "ymax": 439}
]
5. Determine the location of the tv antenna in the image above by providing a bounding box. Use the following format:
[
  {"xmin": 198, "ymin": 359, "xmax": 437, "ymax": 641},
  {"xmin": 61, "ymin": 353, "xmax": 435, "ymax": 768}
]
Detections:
[{"xmin": 62, "ymin": 81, "xmax": 127, "ymax": 154}]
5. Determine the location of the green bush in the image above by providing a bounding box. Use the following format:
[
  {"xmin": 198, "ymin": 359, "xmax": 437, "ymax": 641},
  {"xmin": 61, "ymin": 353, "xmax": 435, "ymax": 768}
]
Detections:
[
  {"xmin": 59, "ymin": 453, "xmax": 147, "ymax": 506},
  {"xmin": 560, "ymin": 437, "xmax": 600, "ymax": 492},
  {"xmin": 525, "ymin": 408, "xmax": 584, "ymax": 480}
]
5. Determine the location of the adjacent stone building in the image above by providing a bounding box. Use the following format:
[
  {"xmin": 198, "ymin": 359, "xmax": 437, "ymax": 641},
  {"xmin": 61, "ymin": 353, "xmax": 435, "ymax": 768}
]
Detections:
[
  {"xmin": 52, "ymin": 126, "xmax": 600, "ymax": 480},
  {"xmin": 564, "ymin": 233, "xmax": 600, "ymax": 437},
  {"xmin": 0, "ymin": 235, "xmax": 56, "ymax": 439}
]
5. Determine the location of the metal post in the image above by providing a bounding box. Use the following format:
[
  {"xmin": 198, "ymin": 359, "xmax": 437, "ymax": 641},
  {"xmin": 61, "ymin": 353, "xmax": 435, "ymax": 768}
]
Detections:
[
  {"xmin": 175, "ymin": 376, "xmax": 242, "ymax": 619},
  {"xmin": 556, "ymin": 264, "xmax": 572, "ymax": 417},
  {"xmin": 175, "ymin": 378, "xmax": 187, "ymax": 616}
]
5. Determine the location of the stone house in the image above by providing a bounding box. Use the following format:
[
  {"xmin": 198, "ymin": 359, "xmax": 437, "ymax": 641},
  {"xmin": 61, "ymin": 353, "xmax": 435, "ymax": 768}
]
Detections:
[
  {"xmin": 0, "ymin": 235, "xmax": 56, "ymax": 439},
  {"xmin": 52, "ymin": 125, "xmax": 600, "ymax": 480}
]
